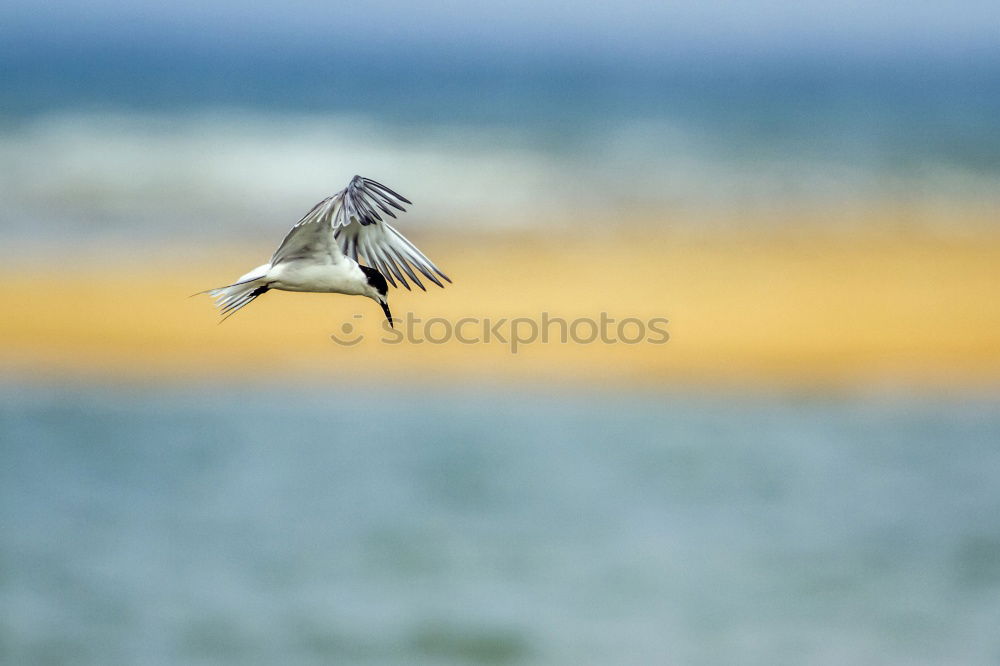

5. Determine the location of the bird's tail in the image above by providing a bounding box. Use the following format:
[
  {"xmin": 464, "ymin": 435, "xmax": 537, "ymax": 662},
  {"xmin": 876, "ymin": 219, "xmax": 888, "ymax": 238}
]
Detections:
[{"xmin": 195, "ymin": 265, "xmax": 270, "ymax": 321}]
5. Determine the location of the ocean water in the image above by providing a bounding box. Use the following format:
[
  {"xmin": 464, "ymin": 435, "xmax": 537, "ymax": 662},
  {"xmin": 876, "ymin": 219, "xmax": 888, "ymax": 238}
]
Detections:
[
  {"xmin": 2, "ymin": 382, "xmax": 999, "ymax": 665},
  {"xmin": 2, "ymin": 45, "xmax": 1000, "ymax": 244}
]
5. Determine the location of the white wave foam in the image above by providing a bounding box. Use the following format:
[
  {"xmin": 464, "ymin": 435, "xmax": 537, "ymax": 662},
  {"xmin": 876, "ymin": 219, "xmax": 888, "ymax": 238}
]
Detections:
[
  {"xmin": 1, "ymin": 109, "xmax": 996, "ymax": 241},
  {"xmin": 0, "ymin": 111, "xmax": 580, "ymax": 237}
]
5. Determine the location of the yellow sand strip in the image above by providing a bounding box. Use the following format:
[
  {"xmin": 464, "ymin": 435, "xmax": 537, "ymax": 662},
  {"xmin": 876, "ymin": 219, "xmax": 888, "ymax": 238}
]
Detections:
[{"xmin": 3, "ymin": 231, "xmax": 1000, "ymax": 388}]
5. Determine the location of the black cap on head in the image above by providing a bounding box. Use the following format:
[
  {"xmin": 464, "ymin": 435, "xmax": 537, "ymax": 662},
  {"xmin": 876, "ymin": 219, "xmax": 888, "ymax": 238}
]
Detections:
[
  {"xmin": 359, "ymin": 265, "xmax": 389, "ymax": 297},
  {"xmin": 359, "ymin": 265, "xmax": 393, "ymax": 326}
]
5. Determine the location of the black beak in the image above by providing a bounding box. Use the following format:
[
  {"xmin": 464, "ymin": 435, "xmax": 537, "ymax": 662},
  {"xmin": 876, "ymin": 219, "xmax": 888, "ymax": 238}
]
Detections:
[{"xmin": 379, "ymin": 299, "xmax": 393, "ymax": 328}]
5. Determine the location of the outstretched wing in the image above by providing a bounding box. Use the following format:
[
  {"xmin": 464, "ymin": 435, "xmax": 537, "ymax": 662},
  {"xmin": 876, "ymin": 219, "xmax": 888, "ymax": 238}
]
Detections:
[
  {"xmin": 270, "ymin": 195, "xmax": 343, "ymax": 267},
  {"xmin": 332, "ymin": 176, "xmax": 450, "ymax": 291}
]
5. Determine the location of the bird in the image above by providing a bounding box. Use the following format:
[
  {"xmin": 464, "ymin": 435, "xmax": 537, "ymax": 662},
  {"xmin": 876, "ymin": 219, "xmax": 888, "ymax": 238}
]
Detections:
[{"xmin": 200, "ymin": 175, "xmax": 449, "ymax": 326}]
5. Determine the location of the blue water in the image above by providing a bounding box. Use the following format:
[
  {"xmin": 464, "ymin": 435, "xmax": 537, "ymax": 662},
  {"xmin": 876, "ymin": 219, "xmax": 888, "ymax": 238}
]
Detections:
[
  {"xmin": 2, "ymin": 38, "xmax": 999, "ymax": 243},
  {"xmin": 3, "ymin": 382, "xmax": 999, "ymax": 664}
]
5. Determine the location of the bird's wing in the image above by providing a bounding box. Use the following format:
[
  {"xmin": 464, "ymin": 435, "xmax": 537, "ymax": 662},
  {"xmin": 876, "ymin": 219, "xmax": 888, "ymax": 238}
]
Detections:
[
  {"xmin": 332, "ymin": 175, "xmax": 450, "ymax": 291},
  {"xmin": 270, "ymin": 195, "xmax": 344, "ymax": 267}
]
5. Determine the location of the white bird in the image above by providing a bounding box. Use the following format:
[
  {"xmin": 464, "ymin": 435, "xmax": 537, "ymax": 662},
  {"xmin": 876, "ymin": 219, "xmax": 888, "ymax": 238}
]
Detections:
[{"xmin": 201, "ymin": 175, "xmax": 449, "ymax": 325}]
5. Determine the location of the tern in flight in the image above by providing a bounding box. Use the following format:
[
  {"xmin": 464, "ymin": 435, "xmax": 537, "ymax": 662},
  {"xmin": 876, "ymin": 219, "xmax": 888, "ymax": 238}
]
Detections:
[{"xmin": 201, "ymin": 176, "xmax": 449, "ymax": 325}]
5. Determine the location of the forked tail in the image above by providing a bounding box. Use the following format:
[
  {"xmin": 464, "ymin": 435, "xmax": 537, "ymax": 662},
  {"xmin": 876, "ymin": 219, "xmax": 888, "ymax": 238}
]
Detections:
[
  {"xmin": 211, "ymin": 282, "xmax": 269, "ymax": 321},
  {"xmin": 196, "ymin": 265, "xmax": 270, "ymax": 321}
]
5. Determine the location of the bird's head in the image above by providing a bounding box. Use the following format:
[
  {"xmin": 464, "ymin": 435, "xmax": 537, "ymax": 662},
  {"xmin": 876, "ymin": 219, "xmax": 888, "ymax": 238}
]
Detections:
[{"xmin": 359, "ymin": 266, "xmax": 393, "ymax": 328}]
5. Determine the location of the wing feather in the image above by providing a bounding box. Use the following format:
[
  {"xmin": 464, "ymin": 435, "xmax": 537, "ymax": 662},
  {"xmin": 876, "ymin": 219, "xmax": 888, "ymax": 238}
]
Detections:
[
  {"xmin": 383, "ymin": 247, "xmax": 415, "ymax": 289},
  {"xmin": 331, "ymin": 175, "xmax": 450, "ymax": 291},
  {"xmin": 270, "ymin": 196, "xmax": 342, "ymax": 267}
]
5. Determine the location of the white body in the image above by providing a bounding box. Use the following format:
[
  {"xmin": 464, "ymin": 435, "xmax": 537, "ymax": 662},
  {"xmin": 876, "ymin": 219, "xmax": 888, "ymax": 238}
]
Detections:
[
  {"xmin": 204, "ymin": 175, "xmax": 449, "ymax": 320},
  {"xmin": 269, "ymin": 260, "xmax": 370, "ymax": 295}
]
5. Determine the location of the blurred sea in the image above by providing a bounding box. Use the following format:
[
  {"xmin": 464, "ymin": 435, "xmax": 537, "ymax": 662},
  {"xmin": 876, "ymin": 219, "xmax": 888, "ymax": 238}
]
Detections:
[
  {"xmin": 2, "ymin": 382, "xmax": 1000, "ymax": 665},
  {"xmin": 3, "ymin": 23, "xmax": 1000, "ymax": 665},
  {"xmin": 2, "ymin": 45, "xmax": 999, "ymax": 243}
]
